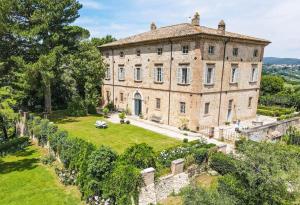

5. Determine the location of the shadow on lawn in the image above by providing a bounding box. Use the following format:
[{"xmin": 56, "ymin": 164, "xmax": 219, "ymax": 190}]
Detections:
[{"xmin": 0, "ymin": 158, "xmax": 39, "ymax": 174}]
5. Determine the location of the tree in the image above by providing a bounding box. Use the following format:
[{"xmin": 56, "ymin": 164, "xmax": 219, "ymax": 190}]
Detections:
[
  {"xmin": 91, "ymin": 35, "xmax": 116, "ymax": 47},
  {"xmin": 217, "ymin": 140, "xmax": 300, "ymax": 205},
  {"xmin": 0, "ymin": 87, "xmax": 17, "ymax": 141},
  {"xmin": 260, "ymin": 75, "xmax": 285, "ymax": 96}
]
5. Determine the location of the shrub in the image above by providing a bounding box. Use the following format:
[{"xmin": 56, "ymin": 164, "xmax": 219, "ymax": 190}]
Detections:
[
  {"xmin": 194, "ymin": 148, "xmax": 208, "ymax": 164},
  {"xmin": 102, "ymin": 162, "xmax": 142, "ymax": 205},
  {"xmin": 41, "ymin": 154, "xmax": 55, "ymax": 165},
  {"xmin": 87, "ymin": 103, "xmax": 97, "ymax": 114},
  {"xmin": 183, "ymin": 138, "xmax": 189, "ymax": 143},
  {"xmin": 125, "ymin": 120, "xmax": 130, "ymax": 124},
  {"xmin": 122, "ymin": 143, "xmax": 156, "ymax": 169},
  {"xmin": 78, "ymin": 146, "xmax": 118, "ymax": 198},
  {"xmin": 119, "ymin": 112, "xmax": 126, "ymax": 124},
  {"xmin": 105, "ymin": 102, "xmax": 114, "ymax": 111},
  {"xmin": 0, "ymin": 137, "xmax": 29, "ymax": 156},
  {"xmin": 103, "ymin": 108, "xmax": 109, "ymax": 118},
  {"xmin": 48, "ymin": 130, "xmax": 68, "ymax": 154},
  {"xmin": 209, "ymin": 152, "xmax": 236, "ymax": 175},
  {"xmin": 66, "ymin": 98, "xmax": 87, "ymax": 117}
]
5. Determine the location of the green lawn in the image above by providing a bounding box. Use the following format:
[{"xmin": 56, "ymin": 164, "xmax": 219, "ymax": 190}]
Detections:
[
  {"xmin": 50, "ymin": 112, "xmax": 180, "ymax": 153},
  {"xmin": 0, "ymin": 145, "xmax": 83, "ymax": 205}
]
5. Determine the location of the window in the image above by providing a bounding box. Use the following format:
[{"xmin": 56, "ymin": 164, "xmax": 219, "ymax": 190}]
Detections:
[
  {"xmin": 204, "ymin": 102, "xmax": 210, "ymax": 115},
  {"xmin": 250, "ymin": 65, "xmax": 258, "ymax": 82},
  {"xmin": 156, "ymin": 98, "xmax": 161, "ymax": 109},
  {"xmin": 227, "ymin": 99, "xmax": 233, "ymax": 121},
  {"xmin": 182, "ymin": 45, "xmax": 189, "ymax": 54},
  {"xmin": 154, "ymin": 67, "xmax": 163, "ymax": 83},
  {"xmin": 105, "ymin": 52, "xmax": 109, "ymax": 58},
  {"xmin": 177, "ymin": 67, "xmax": 190, "ymax": 84},
  {"xmin": 180, "ymin": 102, "xmax": 186, "ymax": 114},
  {"xmin": 106, "ymin": 91, "xmax": 110, "ymax": 102},
  {"xmin": 205, "ymin": 65, "xmax": 214, "ymax": 85},
  {"xmin": 105, "ymin": 67, "xmax": 111, "ymax": 80},
  {"xmin": 248, "ymin": 97, "xmax": 253, "ymax": 108},
  {"xmin": 118, "ymin": 66, "xmax": 125, "ymax": 81},
  {"xmin": 120, "ymin": 51, "xmax": 124, "ymax": 58},
  {"xmin": 157, "ymin": 48, "xmax": 163, "ymax": 55},
  {"xmin": 136, "ymin": 49, "xmax": 141, "ymax": 56},
  {"xmin": 134, "ymin": 67, "xmax": 142, "ymax": 81},
  {"xmin": 120, "ymin": 93, "xmax": 124, "ymax": 102},
  {"xmin": 230, "ymin": 65, "xmax": 238, "ymax": 83},
  {"xmin": 253, "ymin": 49, "xmax": 258, "ymax": 57},
  {"xmin": 208, "ymin": 45, "xmax": 215, "ymax": 54},
  {"xmin": 233, "ymin": 48, "xmax": 239, "ymax": 56}
]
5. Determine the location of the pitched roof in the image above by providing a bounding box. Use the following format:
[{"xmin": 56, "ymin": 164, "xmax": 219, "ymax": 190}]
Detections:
[{"xmin": 100, "ymin": 23, "xmax": 270, "ymax": 48}]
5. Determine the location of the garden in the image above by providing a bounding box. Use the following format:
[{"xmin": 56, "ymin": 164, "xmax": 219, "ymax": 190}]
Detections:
[
  {"xmin": 49, "ymin": 111, "xmax": 180, "ymax": 153},
  {"xmin": 18, "ymin": 114, "xmax": 216, "ymax": 204}
]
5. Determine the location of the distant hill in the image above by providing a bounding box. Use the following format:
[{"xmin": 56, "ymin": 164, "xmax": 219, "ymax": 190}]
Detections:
[{"xmin": 263, "ymin": 57, "xmax": 300, "ymax": 65}]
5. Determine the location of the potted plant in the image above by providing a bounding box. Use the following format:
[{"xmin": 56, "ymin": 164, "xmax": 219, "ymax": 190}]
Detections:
[
  {"xmin": 119, "ymin": 112, "xmax": 126, "ymax": 124},
  {"xmin": 103, "ymin": 108, "xmax": 109, "ymax": 118}
]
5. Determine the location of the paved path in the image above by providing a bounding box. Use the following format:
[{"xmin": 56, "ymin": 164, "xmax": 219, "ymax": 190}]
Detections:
[{"xmin": 107, "ymin": 113, "xmax": 234, "ymax": 152}]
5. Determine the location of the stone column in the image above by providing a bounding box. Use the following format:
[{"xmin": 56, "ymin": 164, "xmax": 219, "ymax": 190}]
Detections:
[
  {"xmin": 139, "ymin": 167, "xmax": 156, "ymax": 205},
  {"xmin": 171, "ymin": 159, "xmax": 184, "ymax": 175}
]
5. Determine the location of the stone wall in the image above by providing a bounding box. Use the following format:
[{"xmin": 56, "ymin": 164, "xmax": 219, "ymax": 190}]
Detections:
[
  {"xmin": 241, "ymin": 117, "xmax": 300, "ymax": 141},
  {"xmin": 139, "ymin": 158, "xmax": 201, "ymax": 205}
]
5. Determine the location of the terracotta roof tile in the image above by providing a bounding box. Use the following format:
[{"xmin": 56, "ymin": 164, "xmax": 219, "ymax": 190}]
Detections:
[{"xmin": 100, "ymin": 23, "xmax": 270, "ymax": 48}]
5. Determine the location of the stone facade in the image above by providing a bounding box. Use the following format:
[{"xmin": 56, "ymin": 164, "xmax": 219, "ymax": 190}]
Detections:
[{"xmin": 100, "ymin": 13, "xmax": 270, "ymax": 131}]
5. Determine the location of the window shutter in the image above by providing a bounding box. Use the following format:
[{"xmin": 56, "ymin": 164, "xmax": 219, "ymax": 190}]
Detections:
[
  {"xmin": 118, "ymin": 68, "xmax": 121, "ymax": 80},
  {"xmin": 212, "ymin": 67, "xmax": 215, "ymax": 84},
  {"xmin": 161, "ymin": 68, "xmax": 164, "ymax": 82},
  {"xmin": 177, "ymin": 68, "xmax": 181, "ymax": 84},
  {"xmin": 134, "ymin": 68, "xmax": 136, "ymax": 80},
  {"xmin": 141, "ymin": 68, "xmax": 143, "ymax": 81},
  {"xmin": 255, "ymin": 68, "xmax": 258, "ymax": 81},
  {"xmin": 236, "ymin": 68, "xmax": 239, "ymax": 83},
  {"xmin": 154, "ymin": 68, "xmax": 157, "ymax": 82},
  {"xmin": 187, "ymin": 67, "xmax": 191, "ymax": 84}
]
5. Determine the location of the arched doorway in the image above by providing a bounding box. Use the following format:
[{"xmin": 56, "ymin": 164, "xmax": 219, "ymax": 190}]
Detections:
[{"xmin": 134, "ymin": 92, "xmax": 142, "ymax": 116}]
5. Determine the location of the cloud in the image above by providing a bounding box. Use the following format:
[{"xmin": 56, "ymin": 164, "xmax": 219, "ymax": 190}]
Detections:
[
  {"xmin": 80, "ymin": 0, "xmax": 104, "ymax": 11},
  {"xmin": 77, "ymin": 0, "xmax": 300, "ymax": 58}
]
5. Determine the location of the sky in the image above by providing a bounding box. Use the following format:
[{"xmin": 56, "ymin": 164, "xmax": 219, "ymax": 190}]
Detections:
[{"xmin": 75, "ymin": 0, "xmax": 300, "ymax": 58}]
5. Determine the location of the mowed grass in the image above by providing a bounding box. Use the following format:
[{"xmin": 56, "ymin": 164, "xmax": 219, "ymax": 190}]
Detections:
[
  {"xmin": 50, "ymin": 112, "xmax": 180, "ymax": 153},
  {"xmin": 0, "ymin": 145, "xmax": 83, "ymax": 205}
]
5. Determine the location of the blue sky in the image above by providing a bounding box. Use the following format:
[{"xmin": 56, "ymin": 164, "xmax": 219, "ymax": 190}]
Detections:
[{"xmin": 76, "ymin": 0, "xmax": 300, "ymax": 58}]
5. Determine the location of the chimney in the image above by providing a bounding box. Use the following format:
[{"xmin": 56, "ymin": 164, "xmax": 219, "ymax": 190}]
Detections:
[
  {"xmin": 150, "ymin": 22, "xmax": 157, "ymax": 31},
  {"xmin": 191, "ymin": 12, "xmax": 200, "ymax": 26},
  {"xmin": 218, "ymin": 20, "xmax": 226, "ymax": 35}
]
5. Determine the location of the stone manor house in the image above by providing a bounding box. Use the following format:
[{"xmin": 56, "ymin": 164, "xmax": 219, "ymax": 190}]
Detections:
[{"xmin": 99, "ymin": 13, "xmax": 270, "ymax": 131}]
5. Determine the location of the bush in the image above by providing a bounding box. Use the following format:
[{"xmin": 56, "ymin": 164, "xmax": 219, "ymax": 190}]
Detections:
[
  {"xmin": 41, "ymin": 154, "xmax": 56, "ymax": 165},
  {"xmin": 103, "ymin": 108, "xmax": 109, "ymax": 118},
  {"xmin": 102, "ymin": 162, "xmax": 142, "ymax": 205},
  {"xmin": 87, "ymin": 103, "xmax": 97, "ymax": 114},
  {"xmin": 194, "ymin": 148, "xmax": 208, "ymax": 164},
  {"xmin": 209, "ymin": 152, "xmax": 236, "ymax": 175},
  {"xmin": 183, "ymin": 138, "xmax": 189, "ymax": 143},
  {"xmin": 0, "ymin": 137, "xmax": 29, "ymax": 156},
  {"xmin": 79, "ymin": 146, "xmax": 118, "ymax": 198},
  {"xmin": 119, "ymin": 112, "xmax": 126, "ymax": 124},
  {"xmin": 66, "ymin": 98, "xmax": 87, "ymax": 116},
  {"xmin": 125, "ymin": 120, "xmax": 130, "ymax": 124},
  {"xmin": 122, "ymin": 143, "xmax": 156, "ymax": 169},
  {"xmin": 105, "ymin": 102, "xmax": 114, "ymax": 111}
]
